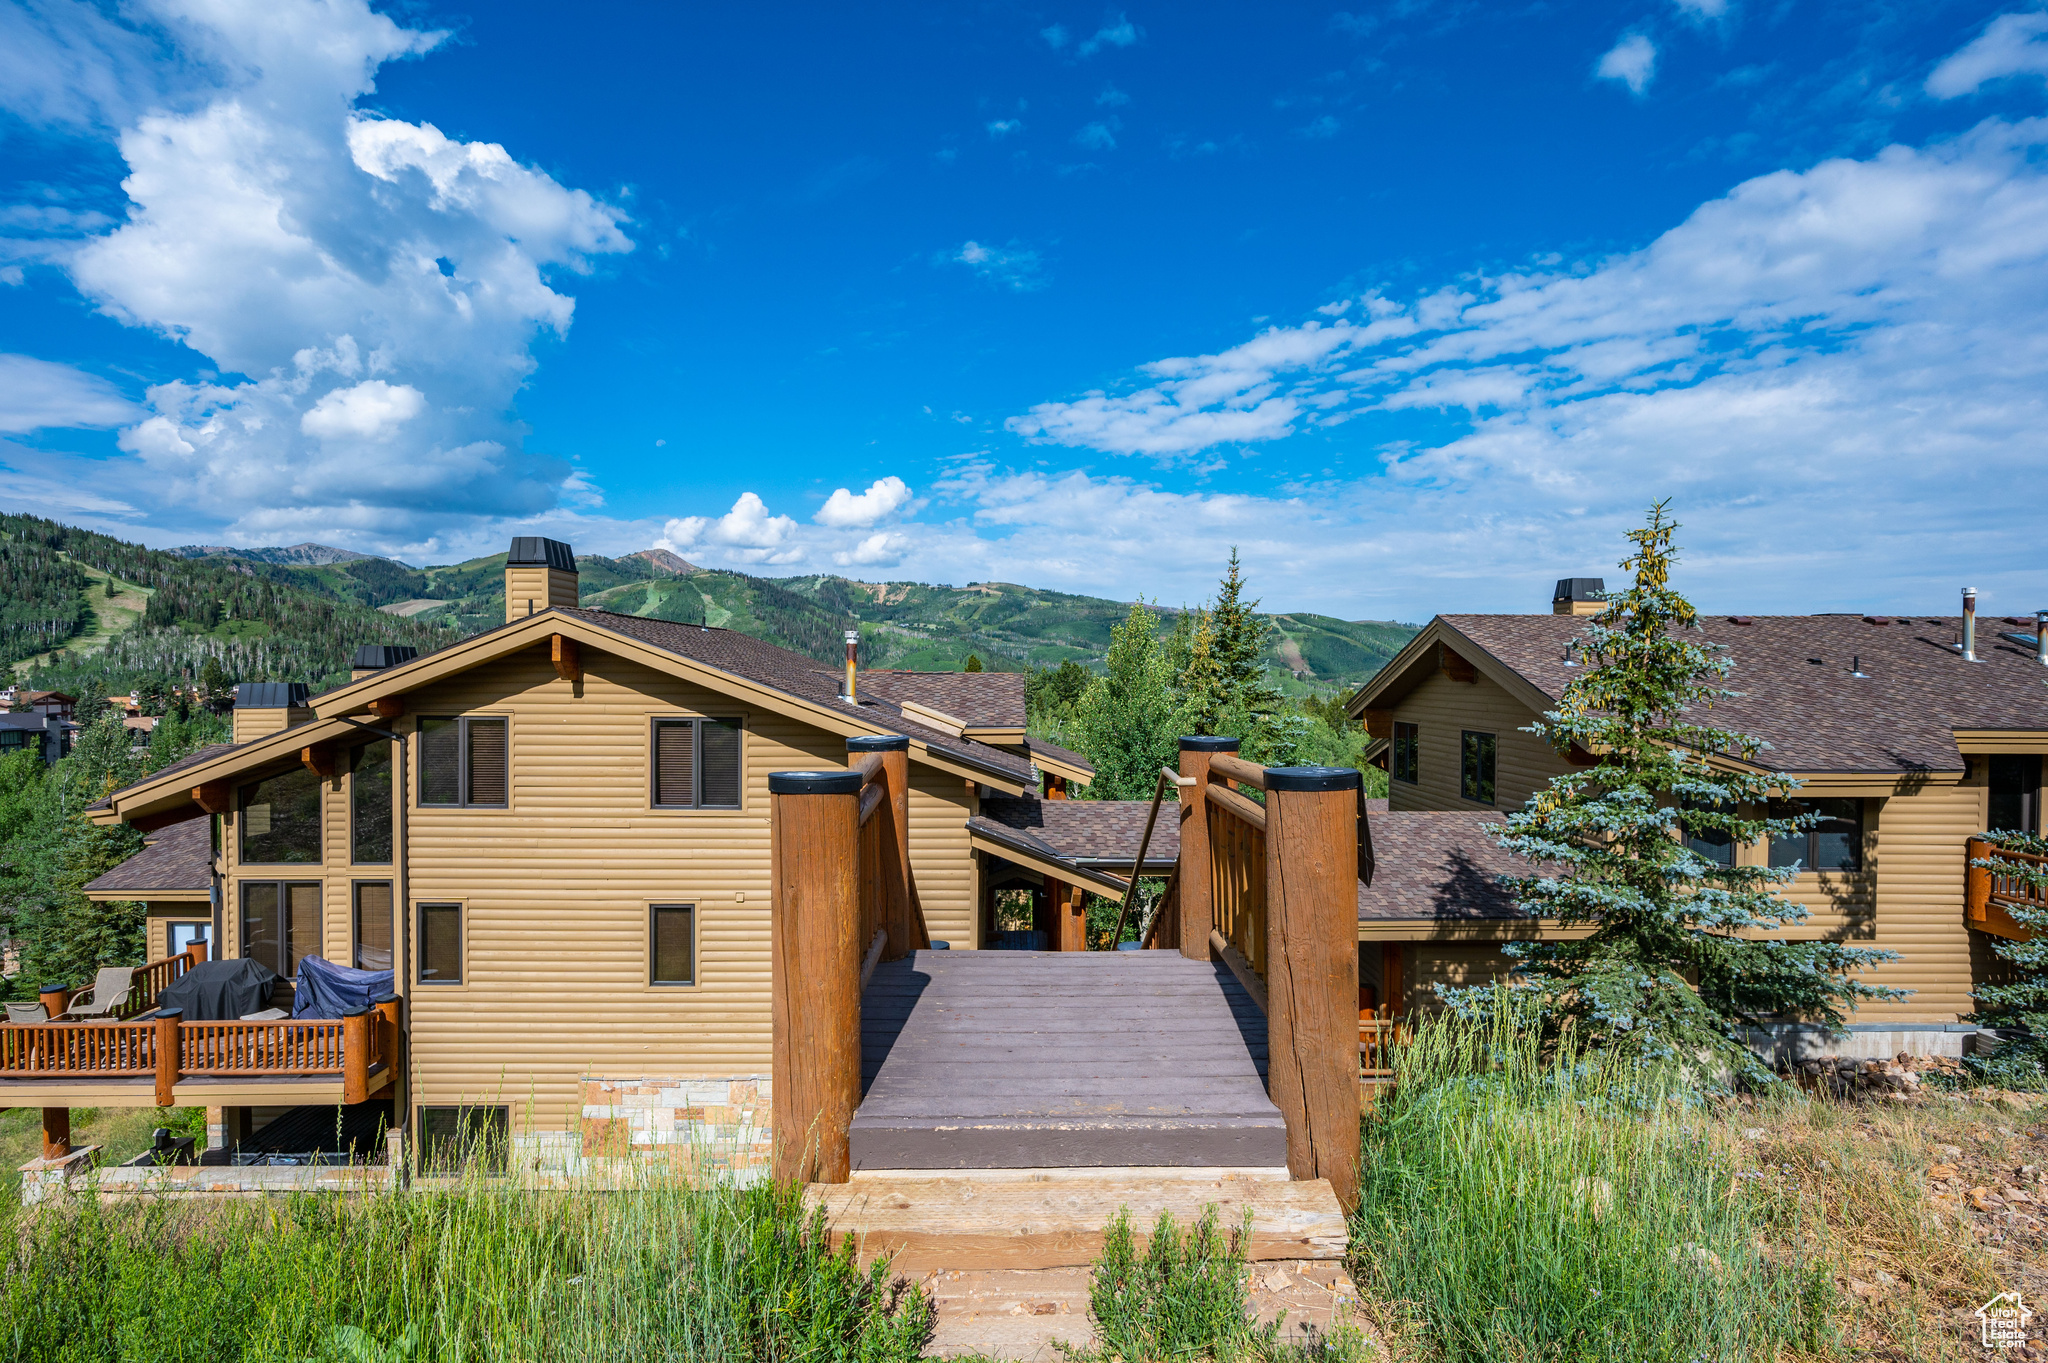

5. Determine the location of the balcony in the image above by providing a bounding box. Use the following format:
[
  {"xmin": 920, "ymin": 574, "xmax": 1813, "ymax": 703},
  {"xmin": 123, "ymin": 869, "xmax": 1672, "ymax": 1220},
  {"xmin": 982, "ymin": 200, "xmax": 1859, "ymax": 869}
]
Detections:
[{"xmin": 1965, "ymin": 837, "xmax": 2045, "ymax": 943}]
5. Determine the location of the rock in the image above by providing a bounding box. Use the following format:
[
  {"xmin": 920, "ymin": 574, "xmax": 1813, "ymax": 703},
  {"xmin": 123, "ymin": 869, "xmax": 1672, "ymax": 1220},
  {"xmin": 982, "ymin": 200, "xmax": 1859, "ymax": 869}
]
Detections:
[
  {"xmin": 1743, "ymin": 1128, "xmax": 1766, "ymax": 1141},
  {"xmin": 1930, "ymin": 1163, "xmax": 1958, "ymax": 1180},
  {"xmin": 1872, "ymin": 1268, "xmax": 1899, "ymax": 1289},
  {"xmin": 2002, "ymin": 1186, "xmax": 2033, "ymax": 1204},
  {"xmin": 1970, "ymin": 1187, "xmax": 2001, "ymax": 1213},
  {"xmin": 1937, "ymin": 1144, "xmax": 1965, "ymax": 1158}
]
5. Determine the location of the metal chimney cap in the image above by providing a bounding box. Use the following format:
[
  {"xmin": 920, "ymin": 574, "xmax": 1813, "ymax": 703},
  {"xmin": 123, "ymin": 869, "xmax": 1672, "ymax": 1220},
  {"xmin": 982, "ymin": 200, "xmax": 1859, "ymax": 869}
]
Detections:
[
  {"xmin": 1553, "ymin": 577, "xmax": 1606, "ymax": 603},
  {"xmin": 350, "ymin": 644, "xmax": 419, "ymax": 671},
  {"xmin": 232, "ymin": 682, "xmax": 310, "ymax": 709},
  {"xmin": 506, "ymin": 537, "xmax": 575, "ymax": 570}
]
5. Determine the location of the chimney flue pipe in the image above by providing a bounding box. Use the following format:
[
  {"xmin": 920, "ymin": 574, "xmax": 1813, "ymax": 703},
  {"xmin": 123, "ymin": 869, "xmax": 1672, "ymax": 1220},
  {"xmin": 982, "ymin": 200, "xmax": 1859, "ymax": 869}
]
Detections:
[
  {"xmin": 2037, "ymin": 609, "xmax": 2047, "ymax": 667},
  {"xmin": 843, "ymin": 629, "xmax": 859, "ymax": 702},
  {"xmin": 1962, "ymin": 587, "xmax": 1978, "ymax": 662}
]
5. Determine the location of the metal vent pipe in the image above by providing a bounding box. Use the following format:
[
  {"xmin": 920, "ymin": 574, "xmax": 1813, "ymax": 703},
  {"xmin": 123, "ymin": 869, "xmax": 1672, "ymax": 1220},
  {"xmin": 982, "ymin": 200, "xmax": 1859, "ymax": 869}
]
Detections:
[
  {"xmin": 2037, "ymin": 608, "xmax": 2047, "ymax": 666},
  {"xmin": 1962, "ymin": 587, "xmax": 1978, "ymax": 662}
]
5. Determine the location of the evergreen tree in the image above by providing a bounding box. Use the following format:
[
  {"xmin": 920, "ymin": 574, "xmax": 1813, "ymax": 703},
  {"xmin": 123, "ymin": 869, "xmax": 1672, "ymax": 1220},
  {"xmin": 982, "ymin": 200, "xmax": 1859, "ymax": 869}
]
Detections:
[
  {"xmin": 963, "ymin": 654, "xmax": 984, "ymax": 672},
  {"xmin": 1965, "ymin": 832, "xmax": 2048, "ymax": 1089},
  {"xmin": 1070, "ymin": 602, "xmax": 1182, "ymax": 801},
  {"xmin": 1473, "ymin": 503, "xmax": 1902, "ymax": 1086},
  {"xmin": 199, "ymin": 655, "xmax": 232, "ymax": 713}
]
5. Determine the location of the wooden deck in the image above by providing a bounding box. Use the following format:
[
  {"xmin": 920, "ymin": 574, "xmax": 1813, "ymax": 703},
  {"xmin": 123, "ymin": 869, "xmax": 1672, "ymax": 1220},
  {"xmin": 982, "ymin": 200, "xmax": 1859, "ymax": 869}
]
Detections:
[{"xmin": 852, "ymin": 949, "xmax": 1286, "ymax": 1171}]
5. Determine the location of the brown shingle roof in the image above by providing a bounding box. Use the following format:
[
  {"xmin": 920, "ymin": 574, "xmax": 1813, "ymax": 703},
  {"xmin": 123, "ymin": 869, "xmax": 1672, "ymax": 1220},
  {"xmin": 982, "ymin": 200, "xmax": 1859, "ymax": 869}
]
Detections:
[
  {"xmin": 860, "ymin": 671, "xmax": 1026, "ymax": 729},
  {"xmin": 974, "ymin": 795, "xmax": 1178, "ymax": 869},
  {"xmin": 1022, "ymin": 735, "xmax": 1095, "ymax": 776},
  {"xmin": 89, "ymin": 742, "xmax": 239, "ymax": 812},
  {"xmin": 1440, "ymin": 613, "xmax": 2048, "ymax": 776},
  {"xmin": 556, "ymin": 609, "xmax": 1036, "ymax": 785},
  {"xmin": 83, "ymin": 815, "xmax": 212, "ymax": 897},
  {"xmin": 1356, "ymin": 810, "xmax": 1536, "ymax": 922}
]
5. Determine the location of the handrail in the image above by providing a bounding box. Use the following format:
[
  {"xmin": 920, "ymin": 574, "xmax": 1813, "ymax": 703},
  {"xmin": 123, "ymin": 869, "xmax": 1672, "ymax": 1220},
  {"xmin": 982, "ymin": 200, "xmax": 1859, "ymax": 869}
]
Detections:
[
  {"xmin": 1967, "ymin": 837, "xmax": 2046, "ymax": 941},
  {"xmin": 1105, "ymin": 767, "xmax": 1173, "ymax": 948},
  {"xmin": 1359, "ymin": 1013, "xmax": 1407, "ymax": 1091},
  {"xmin": 1210, "ymin": 929, "xmax": 1267, "ymax": 1013},
  {"xmin": 1139, "ymin": 869, "xmax": 1180, "ymax": 949},
  {"xmin": 850, "ymin": 751, "xmax": 886, "ymax": 788},
  {"xmin": 857, "ymin": 780, "xmax": 885, "ymax": 827},
  {"xmin": 1208, "ymin": 782, "xmax": 1267, "ymax": 833},
  {"xmin": 859, "ymin": 927, "xmax": 888, "ymax": 991},
  {"xmin": 114, "ymin": 947, "xmax": 202, "ymax": 1020},
  {"xmin": 1208, "ymin": 753, "xmax": 1267, "ymax": 790},
  {"xmin": 1209, "ymin": 790, "xmax": 1267, "ymax": 979}
]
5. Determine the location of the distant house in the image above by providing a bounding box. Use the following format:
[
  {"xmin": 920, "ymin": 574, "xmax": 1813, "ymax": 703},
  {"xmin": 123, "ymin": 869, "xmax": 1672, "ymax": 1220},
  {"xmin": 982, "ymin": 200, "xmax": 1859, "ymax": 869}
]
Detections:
[
  {"xmin": 1347, "ymin": 577, "xmax": 2048, "ymax": 1056},
  {"xmin": 0, "ymin": 712, "xmax": 74, "ymax": 764},
  {"xmin": 82, "ymin": 816, "xmax": 214, "ymax": 960},
  {"xmin": 13, "ymin": 690, "xmax": 77, "ymax": 720}
]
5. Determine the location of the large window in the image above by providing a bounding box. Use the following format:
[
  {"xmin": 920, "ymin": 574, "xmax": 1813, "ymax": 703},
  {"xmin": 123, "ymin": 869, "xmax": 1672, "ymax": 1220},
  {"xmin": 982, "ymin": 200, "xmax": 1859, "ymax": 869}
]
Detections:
[
  {"xmin": 419, "ymin": 717, "xmax": 508, "ymax": 808},
  {"xmin": 1391, "ymin": 722, "xmax": 1419, "ymax": 786},
  {"xmin": 351, "ymin": 741, "xmax": 393, "ymax": 862},
  {"xmin": 1459, "ymin": 731, "xmax": 1497, "ymax": 805},
  {"xmin": 238, "ymin": 768, "xmax": 321, "ymax": 863},
  {"xmin": 167, "ymin": 921, "xmax": 210, "ymax": 957},
  {"xmin": 418, "ymin": 1105, "xmax": 508, "ymax": 1173},
  {"xmin": 652, "ymin": 718, "xmax": 743, "ymax": 809},
  {"xmin": 1769, "ymin": 799, "xmax": 1864, "ymax": 872},
  {"xmin": 651, "ymin": 904, "xmax": 695, "ymax": 986},
  {"xmin": 1682, "ymin": 800, "xmax": 1735, "ymax": 867},
  {"xmin": 418, "ymin": 902, "xmax": 462, "ymax": 984},
  {"xmin": 353, "ymin": 881, "xmax": 393, "ymax": 971},
  {"xmin": 1989, "ymin": 754, "xmax": 2042, "ymax": 835},
  {"xmin": 242, "ymin": 881, "xmax": 321, "ymax": 977}
]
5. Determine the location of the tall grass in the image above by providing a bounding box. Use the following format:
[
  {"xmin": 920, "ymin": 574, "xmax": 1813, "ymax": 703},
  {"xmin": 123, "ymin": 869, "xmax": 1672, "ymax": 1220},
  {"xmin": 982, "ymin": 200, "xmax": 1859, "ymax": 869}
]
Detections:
[
  {"xmin": 1352, "ymin": 991, "xmax": 1836, "ymax": 1363},
  {"xmin": 1, "ymin": 1164, "xmax": 932, "ymax": 1363}
]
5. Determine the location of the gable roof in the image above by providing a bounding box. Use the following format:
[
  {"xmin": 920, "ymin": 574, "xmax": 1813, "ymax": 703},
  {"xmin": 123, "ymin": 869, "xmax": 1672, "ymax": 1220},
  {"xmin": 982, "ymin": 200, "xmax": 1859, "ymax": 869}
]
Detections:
[
  {"xmin": 1356, "ymin": 811, "xmax": 1536, "ymax": 922},
  {"xmin": 860, "ymin": 670, "xmax": 1026, "ymax": 731},
  {"xmin": 83, "ymin": 815, "xmax": 211, "ymax": 900},
  {"xmin": 91, "ymin": 607, "xmax": 1046, "ymax": 826},
  {"xmin": 1354, "ymin": 612, "xmax": 2048, "ymax": 778},
  {"xmin": 974, "ymin": 795, "xmax": 1179, "ymax": 871}
]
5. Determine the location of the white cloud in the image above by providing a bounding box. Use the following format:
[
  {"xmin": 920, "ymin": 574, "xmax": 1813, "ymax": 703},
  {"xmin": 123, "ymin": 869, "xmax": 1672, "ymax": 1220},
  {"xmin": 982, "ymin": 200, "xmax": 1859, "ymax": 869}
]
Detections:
[
  {"xmin": 986, "ymin": 118, "xmax": 1023, "ymax": 138},
  {"xmin": 1299, "ymin": 115, "xmax": 1340, "ymax": 139},
  {"xmin": 1671, "ymin": 0, "xmax": 1728, "ymax": 21},
  {"xmin": 835, "ymin": 531, "xmax": 911, "ymax": 567},
  {"xmin": 0, "ymin": 354, "xmax": 139, "ymax": 432},
  {"xmin": 1041, "ymin": 23, "xmax": 1069, "ymax": 49},
  {"xmin": 1927, "ymin": 12, "xmax": 2048, "ymax": 99},
  {"xmin": 6, "ymin": 0, "xmax": 628, "ymax": 550},
  {"xmin": 1000, "ymin": 110, "xmax": 2048, "ymax": 615},
  {"xmin": 815, "ymin": 476, "xmax": 914, "ymax": 528},
  {"xmin": 1097, "ymin": 85, "xmax": 1129, "ymax": 106},
  {"xmin": 951, "ymin": 240, "xmax": 1046, "ymax": 291},
  {"xmin": 1074, "ymin": 120, "xmax": 1118, "ymax": 150},
  {"xmin": 1078, "ymin": 15, "xmax": 1139, "ymax": 57},
  {"xmin": 299, "ymin": 379, "xmax": 425, "ymax": 441},
  {"xmin": 660, "ymin": 492, "xmax": 803, "ymax": 565},
  {"xmin": 1596, "ymin": 33, "xmax": 1657, "ymax": 96}
]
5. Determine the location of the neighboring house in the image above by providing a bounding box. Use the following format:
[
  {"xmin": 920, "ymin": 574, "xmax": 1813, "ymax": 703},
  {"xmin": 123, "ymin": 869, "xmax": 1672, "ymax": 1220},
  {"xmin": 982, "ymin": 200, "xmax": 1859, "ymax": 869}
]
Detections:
[
  {"xmin": 0, "ymin": 711, "xmax": 74, "ymax": 764},
  {"xmin": 81, "ymin": 815, "xmax": 215, "ymax": 960},
  {"xmin": 63, "ymin": 537, "xmax": 1141, "ymax": 1171},
  {"xmin": 1347, "ymin": 577, "xmax": 2048, "ymax": 1052},
  {"xmin": 14, "ymin": 690, "xmax": 76, "ymax": 720}
]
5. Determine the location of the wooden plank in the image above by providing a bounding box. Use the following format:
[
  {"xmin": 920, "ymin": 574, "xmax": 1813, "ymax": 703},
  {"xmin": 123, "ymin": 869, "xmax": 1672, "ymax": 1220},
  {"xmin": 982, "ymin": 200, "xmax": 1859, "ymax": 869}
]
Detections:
[
  {"xmin": 1208, "ymin": 783, "xmax": 1268, "ymax": 833},
  {"xmin": 805, "ymin": 1176, "xmax": 1347, "ymax": 1271},
  {"xmin": 1208, "ymin": 753, "xmax": 1268, "ymax": 790}
]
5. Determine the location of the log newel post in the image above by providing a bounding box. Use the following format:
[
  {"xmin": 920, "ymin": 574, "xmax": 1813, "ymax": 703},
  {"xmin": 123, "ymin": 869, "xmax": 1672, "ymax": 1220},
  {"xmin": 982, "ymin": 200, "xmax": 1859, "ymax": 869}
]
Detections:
[
  {"xmin": 770, "ymin": 769, "xmax": 864, "ymax": 1185},
  {"xmin": 342, "ymin": 1008, "xmax": 372, "ymax": 1105},
  {"xmin": 373, "ymin": 993, "xmax": 405, "ymax": 1080},
  {"xmin": 153, "ymin": 1009, "xmax": 184, "ymax": 1109},
  {"xmin": 40, "ymin": 1107, "xmax": 70, "ymax": 1162},
  {"xmin": 1264, "ymin": 765, "xmax": 1363, "ymax": 1211},
  {"xmin": 848, "ymin": 736, "xmax": 914, "ymax": 961},
  {"xmin": 38, "ymin": 982, "xmax": 70, "ymax": 1020},
  {"xmin": 1178, "ymin": 737, "xmax": 1238, "ymax": 961}
]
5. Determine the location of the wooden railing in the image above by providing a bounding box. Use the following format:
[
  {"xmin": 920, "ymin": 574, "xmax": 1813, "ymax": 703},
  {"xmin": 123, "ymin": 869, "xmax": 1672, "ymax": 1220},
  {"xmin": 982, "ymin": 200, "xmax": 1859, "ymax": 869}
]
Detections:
[
  {"xmin": 37, "ymin": 944, "xmax": 208, "ymax": 1022},
  {"xmin": 1359, "ymin": 1012, "xmax": 1408, "ymax": 1097},
  {"xmin": 1967, "ymin": 837, "xmax": 2045, "ymax": 942},
  {"xmin": 1207, "ymin": 760, "xmax": 1269, "ymax": 982},
  {"xmin": 0, "ymin": 997, "xmax": 402, "ymax": 1106}
]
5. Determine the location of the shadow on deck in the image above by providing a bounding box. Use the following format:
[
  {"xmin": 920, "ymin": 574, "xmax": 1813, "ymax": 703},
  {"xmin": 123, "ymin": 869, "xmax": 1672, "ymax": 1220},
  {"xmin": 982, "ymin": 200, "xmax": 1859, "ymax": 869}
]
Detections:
[{"xmin": 853, "ymin": 949, "xmax": 1282, "ymax": 1171}]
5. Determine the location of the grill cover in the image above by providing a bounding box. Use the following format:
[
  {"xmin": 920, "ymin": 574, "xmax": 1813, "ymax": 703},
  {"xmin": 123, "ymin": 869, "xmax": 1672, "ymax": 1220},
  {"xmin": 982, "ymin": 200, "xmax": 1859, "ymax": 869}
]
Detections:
[
  {"xmin": 156, "ymin": 959, "xmax": 278, "ymax": 1021},
  {"xmin": 293, "ymin": 954, "xmax": 395, "ymax": 1020}
]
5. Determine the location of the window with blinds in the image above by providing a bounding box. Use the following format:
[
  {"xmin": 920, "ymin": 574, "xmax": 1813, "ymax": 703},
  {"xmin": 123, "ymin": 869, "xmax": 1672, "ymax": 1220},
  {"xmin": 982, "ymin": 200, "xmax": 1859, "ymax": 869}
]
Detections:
[
  {"xmin": 351, "ymin": 740, "xmax": 393, "ymax": 863},
  {"xmin": 353, "ymin": 881, "xmax": 394, "ymax": 970},
  {"xmin": 418, "ymin": 903, "xmax": 462, "ymax": 984},
  {"xmin": 418, "ymin": 717, "xmax": 509, "ymax": 808},
  {"xmin": 652, "ymin": 718, "xmax": 742, "ymax": 809},
  {"xmin": 241, "ymin": 880, "xmax": 322, "ymax": 977},
  {"xmin": 650, "ymin": 904, "xmax": 694, "ymax": 985}
]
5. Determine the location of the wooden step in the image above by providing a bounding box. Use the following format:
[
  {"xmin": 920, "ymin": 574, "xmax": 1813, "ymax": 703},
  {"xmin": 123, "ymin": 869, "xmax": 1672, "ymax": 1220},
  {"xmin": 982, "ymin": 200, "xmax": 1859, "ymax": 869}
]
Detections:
[{"xmin": 804, "ymin": 1175, "xmax": 1349, "ymax": 1273}]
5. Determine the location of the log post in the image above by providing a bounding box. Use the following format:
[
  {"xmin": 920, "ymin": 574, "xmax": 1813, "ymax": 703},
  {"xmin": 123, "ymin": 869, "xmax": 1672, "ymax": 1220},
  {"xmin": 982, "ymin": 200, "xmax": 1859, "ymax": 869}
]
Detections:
[
  {"xmin": 342, "ymin": 1008, "xmax": 371, "ymax": 1105},
  {"xmin": 1264, "ymin": 765, "xmax": 1362, "ymax": 1210},
  {"xmin": 770, "ymin": 770, "xmax": 863, "ymax": 1184},
  {"xmin": 186, "ymin": 938, "xmax": 209, "ymax": 966},
  {"xmin": 1178, "ymin": 737, "xmax": 1238, "ymax": 961},
  {"xmin": 847, "ymin": 737, "xmax": 914, "ymax": 961},
  {"xmin": 41, "ymin": 1107, "xmax": 70, "ymax": 1162},
  {"xmin": 374, "ymin": 993, "xmax": 405, "ymax": 1080},
  {"xmin": 38, "ymin": 982, "xmax": 70, "ymax": 1020},
  {"xmin": 153, "ymin": 1009, "xmax": 184, "ymax": 1109}
]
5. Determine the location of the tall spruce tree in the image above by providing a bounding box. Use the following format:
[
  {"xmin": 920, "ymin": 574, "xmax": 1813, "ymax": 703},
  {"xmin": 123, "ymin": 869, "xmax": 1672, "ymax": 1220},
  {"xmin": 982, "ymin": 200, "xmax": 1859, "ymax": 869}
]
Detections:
[
  {"xmin": 1965, "ymin": 833, "xmax": 2048, "ymax": 1089},
  {"xmin": 1482, "ymin": 503, "xmax": 1902, "ymax": 1085},
  {"xmin": 1070, "ymin": 601, "xmax": 1182, "ymax": 801}
]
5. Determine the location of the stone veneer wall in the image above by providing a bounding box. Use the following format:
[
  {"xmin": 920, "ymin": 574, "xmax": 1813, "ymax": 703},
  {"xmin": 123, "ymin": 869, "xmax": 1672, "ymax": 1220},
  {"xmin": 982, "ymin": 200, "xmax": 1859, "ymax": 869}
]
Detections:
[{"xmin": 570, "ymin": 1074, "xmax": 773, "ymax": 1178}]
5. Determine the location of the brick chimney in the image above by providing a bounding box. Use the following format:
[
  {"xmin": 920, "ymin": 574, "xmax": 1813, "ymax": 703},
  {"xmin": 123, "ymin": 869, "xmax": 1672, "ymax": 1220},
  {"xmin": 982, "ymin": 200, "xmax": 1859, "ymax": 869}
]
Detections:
[
  {"xmin": 505, "ymin": 537, "xmax": 578, "ymax": 623},
  {"xmin": 1552, "ymin": 577, "xmax": 1606, "ymax": 617}
]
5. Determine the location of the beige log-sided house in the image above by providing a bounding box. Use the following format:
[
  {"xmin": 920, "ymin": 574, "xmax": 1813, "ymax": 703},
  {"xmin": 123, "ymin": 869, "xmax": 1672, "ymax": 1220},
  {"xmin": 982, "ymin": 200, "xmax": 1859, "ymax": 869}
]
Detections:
[
  {"xmin": 1347, "ymin": 577, "xmax": 2048, "ymax": 1058},
  {"xmin": 41, "ymin": 538, "xmax": 1198, "ymax": 1174}
]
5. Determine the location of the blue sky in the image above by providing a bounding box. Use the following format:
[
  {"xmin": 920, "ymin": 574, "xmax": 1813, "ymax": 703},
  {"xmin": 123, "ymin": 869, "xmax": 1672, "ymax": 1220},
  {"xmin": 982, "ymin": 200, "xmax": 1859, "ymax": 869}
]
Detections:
[{"xmin": 3, "ymin": 1, "xmax": 2047, "ymax": 620}]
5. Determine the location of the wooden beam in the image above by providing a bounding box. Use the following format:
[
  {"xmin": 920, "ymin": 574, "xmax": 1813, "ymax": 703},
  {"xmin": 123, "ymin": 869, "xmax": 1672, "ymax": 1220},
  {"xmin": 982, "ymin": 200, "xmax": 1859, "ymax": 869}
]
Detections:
[
  {"xmin": 770, "ymin": 772, "xmax": 862, "ymax": 1185},
  {"xmin": 1208, "ymin": 752, "xmax": 1268, "ymax": 790},
  {"xmin": 367, "ymin": 697, "xmax": 405, "ymax": 720},
  {"xmin": 1264, "ymin": 769, "xmax": 1363, "ymax": 1212},
  {"xmin": 1208, "ymin": 782, "xmax": 1268, "ymax": 833},
  {"xmin": 1439, "ymin": 643, "xmax": 1478, "ymax": 684},
  {"xmin": 191, "ymin": 781, "xmax": 230, "ymax": 815},
  {"xmin": 551, "ymin": 633, "xmax": 581, "ymax": 683},
  {"xmin": 300, "ymin": 741, "xmax": 336, "ymax": 780},
  {"xmin": 1178, "ymin": 738, "xmax": 1235, "ymax": 962},
  {"xmin": 40, "ymin": 1107, "xmax": 69, "ymax": 1162},
  {"xmin": 1362, "ymin": 709, "xmax": 1394, "ymax": 741}
]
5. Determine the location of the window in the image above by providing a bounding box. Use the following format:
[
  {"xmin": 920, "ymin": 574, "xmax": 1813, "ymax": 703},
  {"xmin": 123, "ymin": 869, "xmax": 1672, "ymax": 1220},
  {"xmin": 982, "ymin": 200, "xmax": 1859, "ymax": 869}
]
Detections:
[
  {"xmin": 167, "ymin": 921, "xmax": 210, "ymax": 957},
  {"xmin": 351, "ymin": 741, "xmax": 393, "ymax": 863},
  {"xmin": 1391, "ymin": 722, "xmax": 1419, "ymax": 785},
  {"xmin": 238, "ymin": 768, "xmax": 321, "ymax": 863},
  {"xmin": 1682, "ymin": 800, "xmax": 1735, "ymax": 867},
  {"xmin": 1459, "ymin": 731, "xmax": 1496, "ymax": 805},
  {"xmin": 417, "ymin": 1105, "xmax": 508, "ymax": 1173},
  {"xmin": 651, "ymin": 717, "xmax": 743, "ymax": 809},
  {"xmin": 419, "ymin": 717, "xmax": 508, "ymax": 808},
  {"xmin": 353, "ymin": 881, "xmax": 393, "ymax": 971},
  {"xmin": 651, "ymin": 904, "xmax": 695, "ymax": 986},
  {"xmin": 241, "ymin": 881, "xmax": 321, "ymax": 977},
  {"xmin": 418, "ymin": 902, "xmax": 462, "ymax": 984},
  {"xmin": 1769, "ymin": 799, "xmax": 1863, "ymax": 872},
  {"xmin": 1988, "ymin": 754, "xmax": 2042, "ymax": 835}
]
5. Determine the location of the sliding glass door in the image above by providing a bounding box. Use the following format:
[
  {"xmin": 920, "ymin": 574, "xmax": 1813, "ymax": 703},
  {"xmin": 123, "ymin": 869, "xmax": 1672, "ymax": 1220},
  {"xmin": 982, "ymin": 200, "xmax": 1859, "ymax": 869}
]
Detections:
[{"xmin": 242, "ymin": 881, "xmax": 322, "ymax": 978}]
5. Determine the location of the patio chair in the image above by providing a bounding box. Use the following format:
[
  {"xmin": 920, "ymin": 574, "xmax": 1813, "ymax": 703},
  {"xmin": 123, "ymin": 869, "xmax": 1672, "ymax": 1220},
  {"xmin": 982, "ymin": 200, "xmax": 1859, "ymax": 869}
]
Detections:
[
  {"xmin": 63, "ymin": 966, "xmax": 140, "ymax": 1019},
  {"xmin": 5, "ymin": 1001, "xmax": 47, "ymax": 1024}
]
